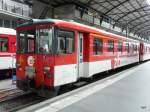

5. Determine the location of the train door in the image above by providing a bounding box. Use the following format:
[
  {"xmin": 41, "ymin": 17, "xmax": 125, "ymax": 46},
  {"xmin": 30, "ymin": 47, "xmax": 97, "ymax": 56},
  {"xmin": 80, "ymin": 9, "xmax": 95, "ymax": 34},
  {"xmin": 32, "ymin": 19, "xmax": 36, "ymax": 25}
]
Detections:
[
  {"xmin": 139, "ymin": 43, "xmax": 144, "ymax": 61},
  {"xmin": 77, "ymin": 32, "xmax": 84, "ymax": 77}
]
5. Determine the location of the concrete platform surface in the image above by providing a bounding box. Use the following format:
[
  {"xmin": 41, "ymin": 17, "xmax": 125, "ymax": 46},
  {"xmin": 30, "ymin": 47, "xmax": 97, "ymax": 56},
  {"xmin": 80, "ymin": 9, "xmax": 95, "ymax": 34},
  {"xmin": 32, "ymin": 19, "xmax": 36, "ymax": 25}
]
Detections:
[{"xmin": 20, "ymin": 61, "xmax": 150, "ymax": 112}]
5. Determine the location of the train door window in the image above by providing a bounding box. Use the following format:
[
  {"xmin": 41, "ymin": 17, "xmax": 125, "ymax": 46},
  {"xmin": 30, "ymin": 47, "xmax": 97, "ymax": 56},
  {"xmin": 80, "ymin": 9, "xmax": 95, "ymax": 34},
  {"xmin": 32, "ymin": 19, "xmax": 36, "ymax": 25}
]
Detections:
[
  {"xmin": 79, "ymin": 37, "xmax": 82, "ymax": 55},
  {"xmin": 26, "ymin": 30, "xmax": 36, "ymax": 53},
  {"xmin": 108, "ymin": 40, "xmax": 114, "ymax": 52},
  {"xmin": 0, "ymin": 38, "xmax": 8, "ymax": 52},
  {"xmin": 93, "ymin": 38, "xmax": 103, "ymax": 55},
  {"xmin": 27, "ymin": 38, "xmax": 35, "ymax": 53},
  {"xmin": 118, "ymin": 41, "xmax": 123, "ymax": 52},
  {"xmin": 57, "ymin": 29, "xmax": 74, "ymax": 54}
]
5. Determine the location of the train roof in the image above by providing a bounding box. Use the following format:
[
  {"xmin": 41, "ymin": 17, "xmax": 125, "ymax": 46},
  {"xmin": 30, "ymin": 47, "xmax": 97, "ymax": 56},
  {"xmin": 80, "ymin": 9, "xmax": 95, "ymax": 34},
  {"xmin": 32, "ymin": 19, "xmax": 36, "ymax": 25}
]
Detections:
[
  {"xmin": 0, "ymin": 27, "xmax": 16, "ymax": 35},
  {"xmin": 18, "ymin": 19, "xmax": 139, "ymax": 43}
]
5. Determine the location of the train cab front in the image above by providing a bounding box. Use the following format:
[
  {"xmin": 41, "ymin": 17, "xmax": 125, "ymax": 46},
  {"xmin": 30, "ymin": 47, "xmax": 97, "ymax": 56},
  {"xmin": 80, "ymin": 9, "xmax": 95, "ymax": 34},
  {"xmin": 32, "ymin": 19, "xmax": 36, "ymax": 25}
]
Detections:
[{"xmin": 16, "ymin": 25, "xmax": 55, "ymax": 94}]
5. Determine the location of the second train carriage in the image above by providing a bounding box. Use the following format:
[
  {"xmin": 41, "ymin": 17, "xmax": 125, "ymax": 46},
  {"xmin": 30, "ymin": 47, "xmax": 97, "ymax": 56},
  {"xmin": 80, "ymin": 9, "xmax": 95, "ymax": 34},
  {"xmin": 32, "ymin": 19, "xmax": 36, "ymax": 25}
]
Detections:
[
  {"xmin": 0, "ymin": 27, "xmax": 16, "ymax": 76},
  {"xmin": 16, "ymin": 19, "xmax": 150, "ymax": 94}
]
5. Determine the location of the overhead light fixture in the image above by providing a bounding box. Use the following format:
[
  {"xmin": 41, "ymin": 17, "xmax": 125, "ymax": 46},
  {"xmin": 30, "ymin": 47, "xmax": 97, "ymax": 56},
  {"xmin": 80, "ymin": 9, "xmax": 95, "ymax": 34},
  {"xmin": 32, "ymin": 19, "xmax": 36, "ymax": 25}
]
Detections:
[{"xmin": 147, "ymin": 0, "xmax": 150, "ymax": 5}]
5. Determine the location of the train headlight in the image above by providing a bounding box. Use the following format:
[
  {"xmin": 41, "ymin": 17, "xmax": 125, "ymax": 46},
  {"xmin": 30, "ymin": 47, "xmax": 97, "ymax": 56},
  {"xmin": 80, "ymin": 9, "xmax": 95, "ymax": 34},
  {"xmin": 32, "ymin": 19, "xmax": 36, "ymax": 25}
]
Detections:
[{"xmin": 43, "ymin": 66, "xmax": 51, "ymax": 78}]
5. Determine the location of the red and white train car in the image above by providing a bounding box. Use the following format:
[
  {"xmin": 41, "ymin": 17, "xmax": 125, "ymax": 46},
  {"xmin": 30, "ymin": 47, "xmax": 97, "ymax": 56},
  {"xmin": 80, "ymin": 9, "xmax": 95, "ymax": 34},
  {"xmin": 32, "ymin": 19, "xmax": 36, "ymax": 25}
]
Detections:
[
  {"xmin": 139, "ymin": 42, "xmax": 150, "ymax": 61},
  {"xmin": 16, "ymin": 19, "xmax": 150, "ymax": 94},
  {"xmin": 0, "ymin": 27, "xmax": 16, "ymax": 75}
]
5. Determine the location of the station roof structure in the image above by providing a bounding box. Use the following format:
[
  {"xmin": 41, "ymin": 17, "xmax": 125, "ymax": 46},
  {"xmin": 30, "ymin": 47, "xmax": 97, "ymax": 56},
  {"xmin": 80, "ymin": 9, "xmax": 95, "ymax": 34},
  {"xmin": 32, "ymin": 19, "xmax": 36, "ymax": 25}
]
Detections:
[{"xmin": 36, "ymin": 0, "xmax": 150, "ymax": 40}]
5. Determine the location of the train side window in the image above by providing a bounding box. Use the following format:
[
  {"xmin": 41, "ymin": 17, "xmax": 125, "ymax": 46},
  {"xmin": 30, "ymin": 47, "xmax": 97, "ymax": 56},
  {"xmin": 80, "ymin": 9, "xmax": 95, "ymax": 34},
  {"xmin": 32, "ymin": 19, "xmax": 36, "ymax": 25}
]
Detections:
[
  {"xmin": 57, "ymin": 30, "xmax": 74, "ymax": 54},
  {"xmin": 130, "ymin": 44, "xmax": 134, "ymax": 53},
  {"xmin": 126, "ymin": 43, "xmax": 129, "ymax": 53},
  {"xmin": 118, "ymin": 41, "xmax": 122, "ymax": 52},
  {"xmin": 93, "ymin": 38, "xmax": 103, "ymax": 55},
  {"xmin": 108, "ymin": 40, "xmax": 114, "ymax": 52},
  {"xmin": 0, "ymin": 38, "xmax": 8, "ymax": 52},
  {"xmin": 144, "ymin": 46, "xmax": 146, "ymax": 53}
]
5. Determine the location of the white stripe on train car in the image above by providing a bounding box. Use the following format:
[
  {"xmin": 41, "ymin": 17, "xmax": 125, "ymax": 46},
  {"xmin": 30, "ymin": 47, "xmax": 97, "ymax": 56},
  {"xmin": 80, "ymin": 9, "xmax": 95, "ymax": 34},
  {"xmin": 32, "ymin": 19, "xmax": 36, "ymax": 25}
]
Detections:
[
  {"xmin": 143, "ymin": 54, "xmax": 150, "ymax": 61},
  {"xmin": 54, "ymin": 64, "xmax": 77, "ymax": 86},
  {"xmin": 83, "ymin": 60, "xmax": 111, "ymax": 78},
  {"xmin": 117, "ymin": 55, "xmax": 139, "ymax": 68},
  {"xmin": 54, "ymin": 55, "xmax": 140, "ymax": 86},
  {"xmin": 0, "ymin": 57, "xmax": 16, "ymax": 70},
  {"xmin": 83, "ymin": 55, "xmax": 139, "ymax": 78},
  {"xmin": 0, "ymin": 27, "xmax": 16, "ymax": 35}
]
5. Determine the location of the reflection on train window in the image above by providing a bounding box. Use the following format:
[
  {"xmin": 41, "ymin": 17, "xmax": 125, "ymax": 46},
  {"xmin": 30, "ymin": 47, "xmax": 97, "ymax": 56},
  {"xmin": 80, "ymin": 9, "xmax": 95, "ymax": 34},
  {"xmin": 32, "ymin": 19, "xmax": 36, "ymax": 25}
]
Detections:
[
  {"xmin": 57, "ymin": 29, "xmax": 74, "ymax": 54},
  {"xmin": 93, "ymin": 38, "xmax": 103, "ymax": 55},
  {"xmin": 0, "ymin": 38, "xmax": 8, "ymax": 52},
  {"xmin": 118, "ymin": 41, "xmax": 122, "ymax": 52},
  {"xmin": 108, "ymin": 40, "xmax": 114, "ymax": 52}
]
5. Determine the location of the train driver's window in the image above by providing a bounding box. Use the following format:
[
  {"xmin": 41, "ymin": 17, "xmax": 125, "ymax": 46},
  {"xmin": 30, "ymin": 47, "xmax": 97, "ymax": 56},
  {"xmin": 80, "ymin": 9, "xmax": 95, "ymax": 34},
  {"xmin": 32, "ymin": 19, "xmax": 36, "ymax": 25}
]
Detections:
[
  {"xmin": 0, "ymin": 38, "xmax": 8, "ymax": 52},
  {"xmin": 108, "ymin": 40, "xmax": 114, "ymax": 52},
  {"xmin": 57, "ymin": 29, "xmax": 74, "ymax": 54},
  {"xmin": 93, "ymin": 38, "xmax": 103, "ymax": 55}
]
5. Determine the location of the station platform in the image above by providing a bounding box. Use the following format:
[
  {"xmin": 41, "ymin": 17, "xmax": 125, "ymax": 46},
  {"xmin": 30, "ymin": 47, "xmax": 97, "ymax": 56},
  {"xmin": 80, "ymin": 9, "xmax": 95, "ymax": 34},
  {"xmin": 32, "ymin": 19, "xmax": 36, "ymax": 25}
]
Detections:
[{"xmin": 20, "ymin": 61, "xmax": 150, "ymax": 112}]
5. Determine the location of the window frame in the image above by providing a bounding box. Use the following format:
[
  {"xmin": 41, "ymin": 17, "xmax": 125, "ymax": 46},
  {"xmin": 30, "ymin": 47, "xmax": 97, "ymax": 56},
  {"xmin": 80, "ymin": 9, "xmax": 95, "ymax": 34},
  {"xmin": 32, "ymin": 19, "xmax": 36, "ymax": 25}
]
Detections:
[
  {"xmin": 93, "ymin": 37, "xmax": 103, "ymax": 55},
  {"xmin": 27, "ymin": 37, "xmax": 35, "ymax": 53},
  {"xmin": 107, "ymin": 40, "xmax": 114, "ymax": 53},
  {"xmin": 0, "ymin": 37, "xmax": 9, "ymax": 52},
  {"xmin": 37, "ymin": 28, "xmax": 53, "ymax": 54},
  {"xmin": 57, "ymin": 29, "xmax": 75, "ymax": 55},
  {"xmin": 17, "ymin": 29, "xmax": 36, "ymax": 54}
]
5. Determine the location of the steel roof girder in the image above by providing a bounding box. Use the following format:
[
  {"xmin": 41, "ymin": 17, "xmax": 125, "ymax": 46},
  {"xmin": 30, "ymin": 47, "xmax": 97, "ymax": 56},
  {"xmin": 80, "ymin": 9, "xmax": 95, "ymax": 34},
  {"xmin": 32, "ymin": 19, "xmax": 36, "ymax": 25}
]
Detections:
[
  {"xmin": 104, "ymin": 0, "xmax": 130, "ymax": 14},
  {"xmin": 116, "ymin": 5, "xmax": 149, "ymax": 22}
]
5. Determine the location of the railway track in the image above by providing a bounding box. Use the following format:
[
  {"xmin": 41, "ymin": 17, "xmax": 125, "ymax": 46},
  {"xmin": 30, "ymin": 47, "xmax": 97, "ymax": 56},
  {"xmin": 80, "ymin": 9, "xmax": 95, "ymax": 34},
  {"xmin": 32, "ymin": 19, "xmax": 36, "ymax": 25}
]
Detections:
[
  {"xmin": 0, "ymin": 92, "xmax": 45, "ymax": 112},
  {"xmin": 0, "ymin": 89, "xmax": 22, "ymax": 101}
]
